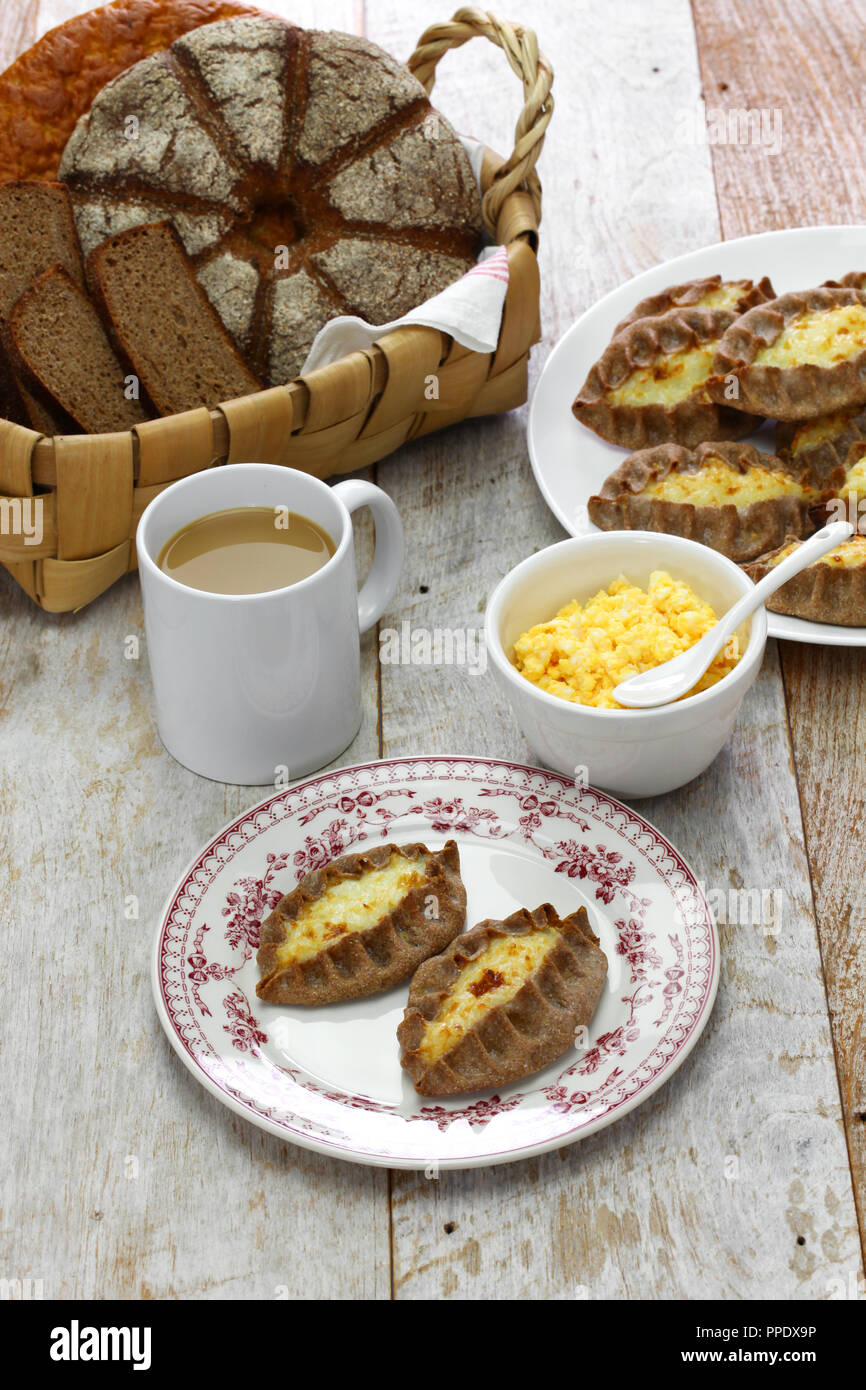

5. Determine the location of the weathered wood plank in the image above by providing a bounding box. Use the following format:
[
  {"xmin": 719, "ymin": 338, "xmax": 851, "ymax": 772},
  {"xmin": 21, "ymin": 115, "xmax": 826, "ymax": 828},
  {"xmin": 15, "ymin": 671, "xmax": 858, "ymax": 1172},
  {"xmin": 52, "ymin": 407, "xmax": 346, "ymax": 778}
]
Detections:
[
  {"xmin": 389, "ymin": 644, "xmax": 863, "ymax": 1297},
  {"xmin": 0, "ymin": 0, "xmax": 39, "ymax": 61},
  {"xmin": 0, "ymin": 0, "xmax": 390, "ymax": 1302},
  {"xmin": 780, "ymin": 644, "xmax": 866, "ymax": 1249},
  {"xmin": 2, "ymin": 0, "xmax": 862, "ymax": 1305},
  {"xmin": 693, "ymin": 0, "xmax": 866, "ymax": 1271},
  {"xmin": 366, "ymin": 0, "xmax": 861, "ymax": 1299},
  {"xmin": 692, "ymin": 0, "xmax": 866, "ymax": 240}
]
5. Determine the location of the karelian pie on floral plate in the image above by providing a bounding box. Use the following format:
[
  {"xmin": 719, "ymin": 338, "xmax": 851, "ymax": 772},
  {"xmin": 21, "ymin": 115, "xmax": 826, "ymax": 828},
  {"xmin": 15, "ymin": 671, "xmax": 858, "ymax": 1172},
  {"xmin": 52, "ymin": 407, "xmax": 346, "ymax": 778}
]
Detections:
[
  {"xmin": 397, "ymin": 904, "xmax": 608, "ymax": 1097},
  {"xmin": 744, "ymin": 533, "xmax": 866, "ymax": 626},
  {"xmin": 573, "ymin": 306, "xmax": 760, "ymax": 450},
  {"xmin": 709, "ymin": 287, "xmax": 866, "ymax": 419},
  {"xmin": 256, "ymin": 841, "xmax": 466, "ymax": 1005},
  {"xmin": 587, "ymin": 440, "xmax": 825, "ymax": 562},
  {"xmin": 612, "ymin": 273, "xmax": 775, "ymax": 336}
]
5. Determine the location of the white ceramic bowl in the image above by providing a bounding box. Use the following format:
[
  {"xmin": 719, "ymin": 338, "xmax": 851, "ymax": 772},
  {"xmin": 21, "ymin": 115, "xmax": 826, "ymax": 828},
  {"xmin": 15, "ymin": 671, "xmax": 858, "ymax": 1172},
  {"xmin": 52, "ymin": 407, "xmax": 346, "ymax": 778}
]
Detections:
[{"xmin": 485, "ymin": 532, "xmax": 768, "ymax": 798}]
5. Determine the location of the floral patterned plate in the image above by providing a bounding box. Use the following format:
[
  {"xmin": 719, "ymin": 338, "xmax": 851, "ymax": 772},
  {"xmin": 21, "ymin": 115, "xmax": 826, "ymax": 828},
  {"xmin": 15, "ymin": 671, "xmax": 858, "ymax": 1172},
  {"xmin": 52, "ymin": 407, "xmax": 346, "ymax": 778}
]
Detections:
[{"xmin": 152, "ymin": 756, "xmax": 718, "ymax": 1169}]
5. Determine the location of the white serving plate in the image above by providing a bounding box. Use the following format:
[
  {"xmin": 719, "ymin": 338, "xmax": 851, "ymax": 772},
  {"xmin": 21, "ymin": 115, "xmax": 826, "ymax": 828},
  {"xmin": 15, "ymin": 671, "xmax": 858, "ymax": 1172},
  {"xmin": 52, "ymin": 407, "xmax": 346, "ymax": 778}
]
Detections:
[
  {"xmin": 528, "ymin": 224, "xmax": 866, "ymax": 647},
  {"xmin": 152, "ymin": 756, "xmax": 718, "ymax": 1169}
]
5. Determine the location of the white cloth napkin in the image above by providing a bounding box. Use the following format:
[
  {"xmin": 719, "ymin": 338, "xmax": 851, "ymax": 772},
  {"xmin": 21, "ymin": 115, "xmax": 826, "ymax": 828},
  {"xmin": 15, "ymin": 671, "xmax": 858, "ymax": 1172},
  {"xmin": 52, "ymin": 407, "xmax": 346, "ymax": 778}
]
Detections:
[{"xmin": 301, "ymin": 137, "xmax": 509, "ymax": 373}]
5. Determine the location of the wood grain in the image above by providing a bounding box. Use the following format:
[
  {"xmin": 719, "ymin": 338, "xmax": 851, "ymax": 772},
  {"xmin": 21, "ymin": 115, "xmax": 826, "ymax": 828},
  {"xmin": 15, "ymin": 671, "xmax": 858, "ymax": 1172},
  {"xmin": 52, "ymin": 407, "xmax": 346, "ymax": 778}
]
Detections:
[
  {"xmin": 0, "ymin": 0, "xmax": 390, "ymax": 1302},
  {"xmin": 693, "ymin": 0, "xmax": 866, "ymax": 1271},
  {"xmin": 691, "ymin": 0, "xmax": 866, "ymax": 238},
  {"xmin": 366, "ymin": 0, "xmax": 862, "ymax": 1299},
  {"xmin": 1, "ymin": 0, "xmax": 864, "ymax": 1303},
  {"xmin": 0, "ymin": 0, "xmax": 39, "ymax": 62}
]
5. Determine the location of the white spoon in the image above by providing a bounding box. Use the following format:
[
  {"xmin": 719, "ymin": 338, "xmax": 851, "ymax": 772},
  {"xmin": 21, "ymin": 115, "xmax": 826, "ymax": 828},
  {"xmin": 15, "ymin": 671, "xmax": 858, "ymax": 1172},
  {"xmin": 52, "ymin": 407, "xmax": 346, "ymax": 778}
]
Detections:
[{"xmin": 612, "ymin": 519, "xmax": 855, "ymax": 709}]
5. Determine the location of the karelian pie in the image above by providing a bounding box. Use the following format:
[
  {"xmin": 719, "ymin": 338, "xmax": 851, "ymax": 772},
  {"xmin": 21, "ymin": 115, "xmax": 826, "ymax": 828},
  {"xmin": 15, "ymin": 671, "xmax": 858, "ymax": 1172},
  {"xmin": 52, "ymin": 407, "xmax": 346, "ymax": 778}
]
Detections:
[
  {"xmin": 256, "ymin": 841, "xmax": 466, "ymax": 1005},
  {"xmin": 775, "ymin": 404, "xmax": 866, "ymax": 489},
  {"xmin": 573, "ymin": 307, "xmax": 759, "ymax": 450},
  {"xmin": 397, "ymin": 904, "xmax": 607, "ymax": 1097},
  {"xmin": 588, "ymin": 440, "xmax": 823, "ymax": 562},
  {"xmin": 709, "ymin": 287, "xmax": 866, "ymax": 419},
  {"xmin": 807, "ymin": 440, "xmax": 866, "ymax": 525},
  {"xmin": 822, "ymin": 272, "xmax": 866, "ymax": 291},
  {"xmin": 612, "ymin": 274, "xmax": 775, "ymax": 336},
  {"xmin": 744, "ymin": 533, "xmax": 866, "ymax": 626}
]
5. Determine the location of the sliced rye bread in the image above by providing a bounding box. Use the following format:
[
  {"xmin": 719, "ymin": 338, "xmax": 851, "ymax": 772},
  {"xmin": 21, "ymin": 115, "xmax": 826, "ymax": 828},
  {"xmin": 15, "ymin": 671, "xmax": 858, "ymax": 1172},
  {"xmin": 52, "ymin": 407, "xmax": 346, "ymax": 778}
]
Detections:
[
  {"xmin": 0, "ymin": 343, "xmax": 29, "ymax": 426},
  {"xmin": 0, "ymin": 180, "xmax": 85, "ymax": 430},
  {"xmin": 16, "ymin": 382, "xmax": 71, "ymax": 436},
  {"xmin": 0, "ymin": 181, "xmax": 84, "ymax": 315},
  {"xmin": 4, "ymin": 266, "xmax": 150, "ymax": 434},
  {"xmin": 87, "ymin": 221, "xmax": 261, "ymax": 414}
]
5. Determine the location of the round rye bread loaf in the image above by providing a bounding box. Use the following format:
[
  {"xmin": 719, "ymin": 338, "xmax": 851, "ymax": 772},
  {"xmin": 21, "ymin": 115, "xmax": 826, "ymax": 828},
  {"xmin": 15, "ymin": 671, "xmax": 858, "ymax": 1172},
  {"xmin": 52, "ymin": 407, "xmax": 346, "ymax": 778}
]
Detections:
[{"xmin": 58, "ymin": 16, "xmax": 484, "ymax": 384}]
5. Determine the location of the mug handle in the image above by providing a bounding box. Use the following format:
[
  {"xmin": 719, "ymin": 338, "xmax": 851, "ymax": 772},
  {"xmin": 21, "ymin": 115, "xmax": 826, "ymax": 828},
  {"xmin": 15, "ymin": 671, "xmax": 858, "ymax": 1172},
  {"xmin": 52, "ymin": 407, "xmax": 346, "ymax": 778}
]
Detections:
[{"xmin": 332, "ymin": 479, "xmax": 404, "ymax": 634}]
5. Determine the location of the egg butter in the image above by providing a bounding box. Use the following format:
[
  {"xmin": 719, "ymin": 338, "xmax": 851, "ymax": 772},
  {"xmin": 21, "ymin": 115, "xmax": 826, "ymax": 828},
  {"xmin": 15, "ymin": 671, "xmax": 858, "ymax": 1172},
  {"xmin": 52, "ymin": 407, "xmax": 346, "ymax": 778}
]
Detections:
[{"xmin": 513, "ymin": 570, "xmax": 740, "ymax": 709}]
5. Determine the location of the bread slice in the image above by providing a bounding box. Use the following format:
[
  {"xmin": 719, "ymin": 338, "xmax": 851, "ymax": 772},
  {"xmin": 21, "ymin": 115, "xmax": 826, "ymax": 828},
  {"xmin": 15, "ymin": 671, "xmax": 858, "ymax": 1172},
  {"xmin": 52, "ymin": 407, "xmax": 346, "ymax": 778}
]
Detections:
[
  {"xmin": 0, "ymin": 343, "xmax": 29, "ymax": 426},
  {"xmin": 0, "ymin": 181, "xmax": 84, "ymax": 317},
  {"xmin": 0, "ymin": 180, "xmax": 86, "ymax": 430},
  {"xmin": 16, "ymin": 381, "xmax": 70, "ymax": 436},
  {"xmin": 5, "ymin": 266, "xmax": 149, "ymax": 434},
  {"xmin": 87, "ymin": 221, "xmax": 261, "ymax": 414}
]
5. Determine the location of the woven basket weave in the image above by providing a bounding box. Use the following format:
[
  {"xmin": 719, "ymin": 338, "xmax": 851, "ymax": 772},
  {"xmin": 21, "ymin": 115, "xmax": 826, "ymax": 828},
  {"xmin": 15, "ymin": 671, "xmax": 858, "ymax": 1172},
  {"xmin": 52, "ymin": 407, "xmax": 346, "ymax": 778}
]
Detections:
[{"xmin": 0, "ymin": 8, "xmax": 553, "ymax": 613}]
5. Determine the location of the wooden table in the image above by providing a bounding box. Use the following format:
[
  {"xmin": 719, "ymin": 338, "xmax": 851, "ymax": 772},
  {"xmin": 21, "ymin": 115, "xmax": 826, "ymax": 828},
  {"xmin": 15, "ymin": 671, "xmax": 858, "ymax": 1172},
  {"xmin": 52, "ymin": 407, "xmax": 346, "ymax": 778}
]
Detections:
[{"xmin": 1, "ymin": 0, "xmax": 864, "ymax": 1301}]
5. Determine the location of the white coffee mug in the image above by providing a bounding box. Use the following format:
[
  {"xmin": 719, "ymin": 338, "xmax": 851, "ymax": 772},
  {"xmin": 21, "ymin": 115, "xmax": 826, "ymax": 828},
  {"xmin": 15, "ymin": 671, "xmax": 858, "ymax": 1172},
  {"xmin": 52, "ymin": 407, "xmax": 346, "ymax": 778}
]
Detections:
[{"xmin": 136, "ymin": 463, "xmax": 403, "ymax": 784}]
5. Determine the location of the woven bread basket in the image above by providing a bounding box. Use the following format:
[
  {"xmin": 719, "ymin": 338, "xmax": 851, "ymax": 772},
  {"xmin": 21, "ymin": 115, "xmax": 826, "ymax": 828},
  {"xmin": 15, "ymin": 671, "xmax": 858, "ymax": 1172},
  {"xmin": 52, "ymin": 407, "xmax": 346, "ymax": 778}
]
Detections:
[{"xmin": 0, "ymin": 8, "xmax": 552, "ymax": 613}]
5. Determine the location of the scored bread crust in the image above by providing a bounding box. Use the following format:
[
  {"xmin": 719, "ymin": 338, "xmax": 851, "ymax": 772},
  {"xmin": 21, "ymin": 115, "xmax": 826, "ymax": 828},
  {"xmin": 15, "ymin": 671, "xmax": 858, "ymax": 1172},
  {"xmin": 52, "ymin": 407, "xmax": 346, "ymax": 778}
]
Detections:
[
  {"xmin": 58, "ymin": 17, "xmax": 482, "ymax": 385},
  {"xmin": 573, "ymin": 307, "xmax": 759, "ymax": 450},
  {"xmin": 744, "ymin": 536, "xmax": 866, "ymax": 626},
  {"xmin": 256, "ymin": 840, "xmax": 466, "ymax": 1005},
  {"xmin": 0, "ymin": 0, "xmax": 267, "ymax": 183},
  {"xmin": 775, "ymin": 405, "xmax": 866, "ymax": 488},
  {"xmin": 587, "ymin": 440, "xmax": 822, "ymax": 562},
  {"xmin": 708, "ymin": 287, "xmax": 866, "ymax": 419},
  {"xmin": 612, "ymin": 274, "xmax": 775, "ymax": 337},
  {"xmin": 397, "ymin": 903, "xmax": 608, "ymax": 1097}
]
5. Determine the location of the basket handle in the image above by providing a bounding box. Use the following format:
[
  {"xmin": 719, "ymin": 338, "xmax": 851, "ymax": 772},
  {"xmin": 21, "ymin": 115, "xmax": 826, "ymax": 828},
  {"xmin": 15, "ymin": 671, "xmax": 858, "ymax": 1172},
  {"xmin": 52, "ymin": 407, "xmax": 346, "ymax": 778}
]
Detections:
[{"xmin": 408, "ymin": 7, "xmax": 553, "ymax": 242}]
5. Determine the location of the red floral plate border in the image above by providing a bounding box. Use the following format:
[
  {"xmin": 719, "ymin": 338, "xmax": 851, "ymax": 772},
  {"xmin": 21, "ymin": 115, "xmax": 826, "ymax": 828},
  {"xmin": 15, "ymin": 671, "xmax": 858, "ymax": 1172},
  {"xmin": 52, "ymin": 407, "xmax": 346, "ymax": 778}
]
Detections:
[{"xmin": 151, "ymin": 756, "xmax": 718, "ymax": 1169}]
